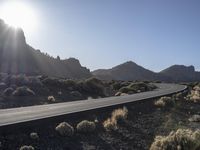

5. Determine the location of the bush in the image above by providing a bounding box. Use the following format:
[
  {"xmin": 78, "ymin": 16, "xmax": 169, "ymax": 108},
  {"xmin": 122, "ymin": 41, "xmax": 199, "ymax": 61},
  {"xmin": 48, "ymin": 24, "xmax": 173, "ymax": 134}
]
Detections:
[
  {"xmin": 103, "ymin": 107, "xmax": 128, "ymax": 131},
  {"xmin": 19, "ymin": 145, "xmax": 34, "ymax": 150},
  {"xmin": 30, "ymin": 132, "xmax": 39, "ymax": 140},
  {"xmin": 112, "ymin": 106, "xmax": 128, "ymax": 123},
  {"xmin": 112, "ymin": 82, "xmax": 123, "ymax": 90},
  {"xmin": 115, "ymin": 92, "xmax": 122, "ymax": 96},
  {"xmin": 70, "ymin": 91, "xmax": 82, "ymax": 97},
  {"xmin": 76, "ymin": 120, "xmax": 96, "ymax": 133},
  {"xmin": 48, "ymin": 96, "xmax": 56, "ymax": 102},
  {"xmin": 3, "ymin": 87, "xmax": 14, "ymax": 96},
  {"xmin": 79, "ymin": 78, "xmax": 105, "ymax": 96},
  {"xmin": 189, "ymin": 115, "xmax": 200, "ymax": 122},
  {"xmin": 62, "ymin": 79, "xmax": 77, "ymax": 90},
  {"xmin": 0, "ymin": 82, "xmax": 6, "ymax": 90},
  {"xmin": 119, "ymin": 87, "xmax": 135, "ymax": 93},
  {"xmin": 103, "ymin": 118, "xmax": 117, "ymax": 131},
  {"xmin": 42, "ymin": 77, "xmax": 60, "ymax": 86},
  {"xmin": 154, "ymin": 97, "xmax": 175, "ymax": 108},
  {"xmin": 118, "ymin": 82, "xmax": 156, "ymax": 94},
  {"xmin": 174, "ymin": 92, "xmax": 184, "ymax": 100},
  {"xmin": 42, "ymin": 78, "xmax": 77, "ymax": 90},
  {"xmin": 187, "ymin": 85, "xmax": 200, "ymax": 102},
  {"xmin": 28, "ymin": 76, "xmax": 42, "ymax": 86},
  {"xmin": 12, "ymin": 86, "xmax": 35, "ymax": 96},
  {"xmin": 150, "ymin": 129, "xmax": 200, "ymax": 150},
  {"xmin": 55, "ymin": 122, "xmax": 74, "ymax": 136},
  {"xmin": 9, "ymin": 74, "xmax": 29, "ymax": 86}
]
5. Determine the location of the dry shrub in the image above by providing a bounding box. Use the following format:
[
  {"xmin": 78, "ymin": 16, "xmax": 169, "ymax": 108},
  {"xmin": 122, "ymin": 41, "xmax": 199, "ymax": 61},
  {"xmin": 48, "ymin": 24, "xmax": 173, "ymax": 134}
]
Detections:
[
  {"xmin": 12, "ymin": 86, "xmax": 35, "ymax": 96},
  {"xmin": 150, "ymin": 129, "xmax": 200, "ymax": 150},
  {"xmin": 103, "ymin": 118, "xmax": 118, "ymax": 131},
  {"xmin": 112, "ymin": 106, "xmax": 128, "ymax": 123},
  {"xmin": 30, "ymin": 132, "xmax": 39, "ymax": 140},
  {"xmin": 79, "ymin": 77, "xmax": 105, "ymax": 96},
  {"xmin": 154, "ymin": 97, "xmax": 175, "ymax": 108},
  {"xmin": 0, "ymin": 82, "xmax": 6, "ymax": 90},
  {"xmin": 187, "ymin": 85, "xmax": 200, "ymax": 102},
  {"xmin": 118, "ymin": 82, "xmax": 156, "ymax": 94},
  {"xmin": 70, "ymin": 91, "xmax": 82, "ymax": 97},
  {"xmin": 3, "ymin": 87, "xmax": 14, "ymax": 96},
  {"xmin": 115, "ymin": 92, "xmax": 122, "ymax": 96},
  {"xmin": 55, "ymin": 122, "xmax": 74, "ymax": 136},
  {"xmin": 189, "ymin": 115, "xmax": 200, "ymax": 122},
  {"xmin": 174, "ymin": 92, "xmax": 184, "ymax": 100},
  {"xmin": 48, "ymin": 96, "xmax": 56, "ymax": 102},
  {"xmin": 19, "ymin": 145, "xmax": 34, "ymax": 150},
  {"xmin": 76, "ymin": 120, "xmax": 96, "ymax": 133},
  {"xmin": 103, "ymin": 107, "xmax": 128, "ymax": 131}
]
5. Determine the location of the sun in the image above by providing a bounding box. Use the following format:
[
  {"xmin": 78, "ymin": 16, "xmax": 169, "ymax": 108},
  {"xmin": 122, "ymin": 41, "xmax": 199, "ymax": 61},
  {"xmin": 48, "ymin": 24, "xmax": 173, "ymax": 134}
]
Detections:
[{"xmin": 0, "ymin": 1, "xmax": 37, "ymax": 33}]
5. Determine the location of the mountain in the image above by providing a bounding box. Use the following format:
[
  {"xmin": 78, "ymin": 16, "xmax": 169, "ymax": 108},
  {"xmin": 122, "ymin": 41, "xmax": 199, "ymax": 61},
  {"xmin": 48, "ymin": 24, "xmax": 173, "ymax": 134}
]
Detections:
[
  {"xmin": 92, "ymin": 61, "xmax": 170, "ymax": 81},
  {"xmin": 93, "ymin": 62, "xmax": 200, "ymax": 82},
  {"xmin": 160, "ymin": 65, "xmax": 200, "ymax": 82},
  {"xmin": 0, "ymin": 19, "xmax": 91, "ymax": 79}
]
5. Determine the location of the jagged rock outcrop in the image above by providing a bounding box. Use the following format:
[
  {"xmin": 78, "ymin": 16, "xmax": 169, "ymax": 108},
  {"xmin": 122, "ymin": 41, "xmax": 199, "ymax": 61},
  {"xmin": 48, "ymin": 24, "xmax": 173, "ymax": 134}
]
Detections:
[
  {"xmin": 160, "ymin": 65, "xmax": 200, "ymax": 82},
  {"xmin": 0, "ymin": 19, "xmax": 91, "ymax": 79}
]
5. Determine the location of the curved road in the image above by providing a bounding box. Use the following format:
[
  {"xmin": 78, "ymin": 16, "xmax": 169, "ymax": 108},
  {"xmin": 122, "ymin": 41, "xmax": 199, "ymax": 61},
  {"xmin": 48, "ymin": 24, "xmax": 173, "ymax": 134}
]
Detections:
[{"xmin": 0, "ymin": 83, "xmax": 187, "ymax": 127}]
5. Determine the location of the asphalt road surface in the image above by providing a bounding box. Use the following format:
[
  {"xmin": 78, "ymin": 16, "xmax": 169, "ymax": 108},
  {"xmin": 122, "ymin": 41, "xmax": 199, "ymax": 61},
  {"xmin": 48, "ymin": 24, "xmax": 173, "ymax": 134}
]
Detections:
[{"xmin": 0, "ymin": 83, "xmax": 187, "ymax": 127}]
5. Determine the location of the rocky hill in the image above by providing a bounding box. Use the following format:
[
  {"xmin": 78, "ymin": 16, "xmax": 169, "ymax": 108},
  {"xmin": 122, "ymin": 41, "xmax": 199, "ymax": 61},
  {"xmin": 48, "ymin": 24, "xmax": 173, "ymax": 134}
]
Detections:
[
  {"xmin": 160, "ymin": 65, "xmax": 200, "ymax": 82},
  {"xmin": 0, "ymin": 19, "xmax": 91, "ymax": 79},
  {"xmin": 93, "ymin": 62, "xmax": 200, "ymax": 82},
  {"xmin": 93, "ymin": 61, "xmax": 170, "ymax": 81}
]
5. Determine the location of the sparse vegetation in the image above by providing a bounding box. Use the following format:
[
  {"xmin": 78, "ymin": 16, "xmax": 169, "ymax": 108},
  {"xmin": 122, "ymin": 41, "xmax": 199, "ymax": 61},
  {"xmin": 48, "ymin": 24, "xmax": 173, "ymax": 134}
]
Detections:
[
  {"xmin": 150, "ymin": 129, "xmax": 200, "ymax": 150},
  {"xmin": 0, "ymin": 82, "xmax": 6, "ymax": 90},
  {"xmin": 118, "ymin": 82, "xmax": 156, "ymax": 94},
  {"xmin": 30, "ymin": 132, "xmax": 39, "ymax": 140},
  {"xmin": 12, "ymin": 86, "xmax": 35, "ymax": 96},
  {"xmin": 174, "ymin": 92, "xmax": 184, "ymax": 100},
  {"xmin": 154, "ymin": 96, "xmax": 175, "ymax": 108},
  {"xmin": 70, "ymin": 91, "xmax": 82, "ymax": 97},
  {"xmin": 115, "ymin": 91, "xmax": 122, "ymax": 96},
  {"xmin": 3, "ymin": 87, "xmax": 14, "ymax": 96},
  {"xmin": 55, "ymin": 122, "xmax": 74, "ymax": 136},
  {"xmin": 76, "ymin": 120, "xmax": 96, "ymax": 133},
  {"xmin": 187, "ymin": 85, "xmax": 200, "ymax": 102},
  {"xmin": 42, "ymin": 78, "xmax": 77, "ymax": 90},
  {"xmin": 19, "ymin": 145, "xmax": 34, "ymax": 150},
  {"xmin": 48, "ymin": 96, "xmax": 56, "ymax": 102},
  {"xmin": 103, "ymin": 107, "xmax": 128, "ymax": 131},
  {"xmin": 79, "ymin": 77, "xmax": 105, "ymax": 96},
  {"xmin": 189, "ymin": 115, "xmax": 200, "ymax": 122},
  {"xmin": 103, "ymin": 118, "xmax": 117, "ymax": 131}
]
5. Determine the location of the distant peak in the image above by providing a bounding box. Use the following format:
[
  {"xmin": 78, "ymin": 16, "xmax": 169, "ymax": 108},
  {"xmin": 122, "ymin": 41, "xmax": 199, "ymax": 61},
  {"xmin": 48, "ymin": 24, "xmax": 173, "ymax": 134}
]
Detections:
[
  {"xmin": 118, "ymin": 61, "xmax": 138, "ymax": 67},
  {"xmin": 167, "ymin": 65, "xmax": 195, "ymax": 70}
]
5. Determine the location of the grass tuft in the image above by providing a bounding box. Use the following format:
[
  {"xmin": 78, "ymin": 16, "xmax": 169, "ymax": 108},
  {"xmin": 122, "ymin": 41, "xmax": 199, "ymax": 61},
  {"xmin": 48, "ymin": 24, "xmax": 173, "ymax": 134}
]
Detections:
[{"xmin": 150, "ymin": 129, "xmax": 200, "ymax": 150}]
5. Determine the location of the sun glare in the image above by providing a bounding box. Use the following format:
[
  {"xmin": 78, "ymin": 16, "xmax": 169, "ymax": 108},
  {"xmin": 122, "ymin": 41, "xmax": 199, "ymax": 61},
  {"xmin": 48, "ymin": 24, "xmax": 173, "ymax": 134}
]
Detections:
[{"xmin": 0, "ymin": 1, "xmax": 37, "ymax": 33}]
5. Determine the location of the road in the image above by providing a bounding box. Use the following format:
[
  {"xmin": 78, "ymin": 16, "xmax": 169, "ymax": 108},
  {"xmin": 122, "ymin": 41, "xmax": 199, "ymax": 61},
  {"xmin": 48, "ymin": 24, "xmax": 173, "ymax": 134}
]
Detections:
[{"xmin": 0, "ymin": 83, "xmax": 187, "ymax": 127}]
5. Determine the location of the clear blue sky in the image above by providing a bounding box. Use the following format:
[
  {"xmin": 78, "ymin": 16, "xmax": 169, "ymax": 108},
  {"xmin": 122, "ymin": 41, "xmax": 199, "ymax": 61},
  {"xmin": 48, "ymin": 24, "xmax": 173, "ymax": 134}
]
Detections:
[{"xmin": 2, "ymin": 0, "xmax": 200, "ymax": 72}]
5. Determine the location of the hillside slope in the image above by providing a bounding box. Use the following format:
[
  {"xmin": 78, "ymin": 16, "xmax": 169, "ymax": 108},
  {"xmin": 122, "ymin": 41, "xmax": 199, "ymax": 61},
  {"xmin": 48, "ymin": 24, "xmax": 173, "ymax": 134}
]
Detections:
[
  {"xmin": 93, "ymin": 61, "xmax": 170, "ymax": 81},
  {"xmin": 93, "ymin": 62, "xmax": 200, "ymax": 82},
  {"xmin": 160, "ymin": 65, "xmax": 200, "ymax": 82},
  {"xmin": 0, "ymin": 19, "xmax": 91, "ymax": 79}
]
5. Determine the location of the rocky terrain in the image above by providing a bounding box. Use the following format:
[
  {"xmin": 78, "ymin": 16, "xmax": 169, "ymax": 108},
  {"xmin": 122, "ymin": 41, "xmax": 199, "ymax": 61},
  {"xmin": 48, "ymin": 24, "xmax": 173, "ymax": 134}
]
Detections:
[
  {"xmin": 1, "ymin": 83, "xmax": 200, "ymax": 150},
  {"xmin": 0, "ymin": 73, "xmax": 156, "ymax": 109}
]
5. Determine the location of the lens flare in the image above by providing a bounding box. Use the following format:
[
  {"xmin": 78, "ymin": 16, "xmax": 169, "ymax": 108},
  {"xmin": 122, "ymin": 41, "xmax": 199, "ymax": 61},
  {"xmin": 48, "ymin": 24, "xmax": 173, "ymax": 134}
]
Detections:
[{"xmin": 0, "ymin": 1, "xmax": 37, "ymax": 33}]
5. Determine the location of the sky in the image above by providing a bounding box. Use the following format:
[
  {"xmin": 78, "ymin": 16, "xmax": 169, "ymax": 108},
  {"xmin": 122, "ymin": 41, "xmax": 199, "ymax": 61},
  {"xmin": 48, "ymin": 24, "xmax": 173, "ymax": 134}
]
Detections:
[{"xmin": 0, "ymin": 0, "xmax": 200, "ymax": 72}]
